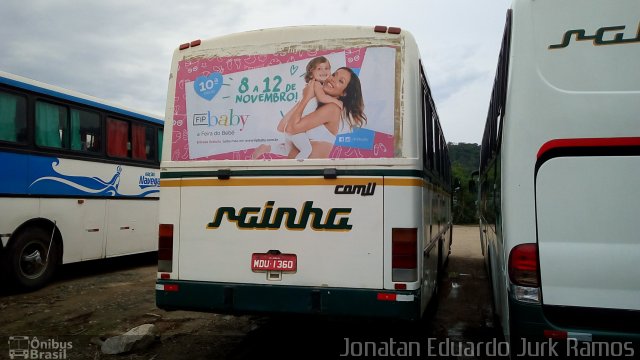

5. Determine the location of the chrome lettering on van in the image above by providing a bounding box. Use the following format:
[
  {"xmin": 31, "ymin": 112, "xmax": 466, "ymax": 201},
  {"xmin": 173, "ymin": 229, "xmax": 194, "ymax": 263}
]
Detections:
[
  {"xmin": 206, "ymin": 201, "xmax": 352, "ymax": 231},
  {"xmin": 334, "ymin": 182, "xmax": 377, "ymax": 196},
  {"xmin": 549, "ymin": 22, "xmax": 640, "ymax": 49}
]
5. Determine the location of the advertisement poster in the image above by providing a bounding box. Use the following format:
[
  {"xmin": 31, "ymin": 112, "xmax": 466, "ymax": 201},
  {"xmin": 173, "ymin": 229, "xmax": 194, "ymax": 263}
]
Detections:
[{"xmin": 172, "ymin": 46, "xmax": 396, "ymax": 161}]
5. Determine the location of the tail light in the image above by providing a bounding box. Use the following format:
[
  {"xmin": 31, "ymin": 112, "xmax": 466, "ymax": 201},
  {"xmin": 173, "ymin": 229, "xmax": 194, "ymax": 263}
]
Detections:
[
  {"xmin": 392, "ymin": 228, "xmax": 417, "ymax": 282},
  {"xmin": 373, "ymin": 25, "xmax": 401, "ymax": 34},
  {"xmin": 508, "ymin": 243, "xmax": 539, "ymax": 287},
  {"xmin": 509, "ymin": 243, "xmax": 540, "ymax": 303},
  {"xmin": 158, "ymin": 224, "xmax": 174, "ymax": 272}
]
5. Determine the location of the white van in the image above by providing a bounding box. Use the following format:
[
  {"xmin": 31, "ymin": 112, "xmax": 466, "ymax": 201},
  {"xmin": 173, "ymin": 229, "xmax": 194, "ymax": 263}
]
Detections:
[{"xmin": 479, "ymin": 0, "xmax": 640, "ymax": 353}]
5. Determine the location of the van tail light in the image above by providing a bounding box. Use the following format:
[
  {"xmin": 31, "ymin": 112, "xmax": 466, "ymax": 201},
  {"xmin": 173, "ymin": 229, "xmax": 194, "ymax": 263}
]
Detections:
[
  {"xmin": 509, "ymin": 243, "xmax": 540, "ymax": 303},
  {"xmin": 158, "ymin": 224, "xmax": 174, "ymax": 272},
  {"xmin": 392, "ymin": 228, "xmax": 417, "ymax": 282},
  {"xmin": 508, "ymin": 243, "xmax": 539, "ymax": 287}
]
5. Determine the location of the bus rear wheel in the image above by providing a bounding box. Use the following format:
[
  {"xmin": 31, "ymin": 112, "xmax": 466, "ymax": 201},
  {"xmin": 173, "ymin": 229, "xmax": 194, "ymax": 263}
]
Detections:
[{"xmin": 3, "ymin": 227, "xmax": 59, "ymax": 290}]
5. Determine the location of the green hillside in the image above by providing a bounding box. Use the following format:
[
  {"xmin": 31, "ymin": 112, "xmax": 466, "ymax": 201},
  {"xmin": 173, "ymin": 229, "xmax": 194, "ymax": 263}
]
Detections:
[{"xmin": 448, "ymin": 142, "xmax": 480, "ymax": 224}]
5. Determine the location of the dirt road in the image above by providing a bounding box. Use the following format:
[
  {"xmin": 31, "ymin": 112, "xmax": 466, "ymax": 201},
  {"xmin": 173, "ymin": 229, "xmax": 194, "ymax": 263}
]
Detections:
[{"xmin": 0, "ymin": 225, "xmax": 500, "ymax": 359}]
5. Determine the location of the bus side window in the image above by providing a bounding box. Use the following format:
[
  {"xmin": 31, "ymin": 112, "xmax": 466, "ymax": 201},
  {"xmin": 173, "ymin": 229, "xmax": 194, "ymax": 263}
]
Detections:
[
  {"xmin": 107, "ymin": 117, "xmax": 130, "ymax": 158},
  {"xmin": 35, "ymin": 100, "xmax": 68, "ymax": 149},
  {"xmin": 70, "ymin": 108, "xmax": 101, "ymax": 153},
  {"xmin": 132, "ymin": 123, "xmax": 155, "ymax": 161},
  {"xmin": 157, "ymin": 129, "xmax": 163, "ymax": 162},
  {"xmin": 0, "ymin": 90, "xmax": 27, "ymax": 143}
]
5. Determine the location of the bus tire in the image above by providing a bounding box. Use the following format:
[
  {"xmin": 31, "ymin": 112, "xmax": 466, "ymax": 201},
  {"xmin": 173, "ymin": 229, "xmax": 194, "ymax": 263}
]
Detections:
[{"xmin": 3, "ymin": 227, "xmax": 59, "ymax": 290}]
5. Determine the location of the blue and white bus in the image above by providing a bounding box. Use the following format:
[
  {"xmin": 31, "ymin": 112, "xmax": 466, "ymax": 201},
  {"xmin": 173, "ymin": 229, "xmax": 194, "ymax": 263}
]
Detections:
[{"xmin": 0, "ymin": 71, "xmax": 163, "ymax": 290}]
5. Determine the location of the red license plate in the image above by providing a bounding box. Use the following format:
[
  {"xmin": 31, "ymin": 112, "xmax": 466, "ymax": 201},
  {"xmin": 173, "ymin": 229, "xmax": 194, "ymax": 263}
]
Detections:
[{"xmin": 251, "ymin": 253, "xmax": 297, "ymax": 272}]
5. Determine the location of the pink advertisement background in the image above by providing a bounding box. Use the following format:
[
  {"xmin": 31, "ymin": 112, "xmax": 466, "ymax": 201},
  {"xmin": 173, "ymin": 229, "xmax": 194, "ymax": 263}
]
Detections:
[{"xmin": 172, "ymin": 48, "xmax": 394, "ymax": 161}]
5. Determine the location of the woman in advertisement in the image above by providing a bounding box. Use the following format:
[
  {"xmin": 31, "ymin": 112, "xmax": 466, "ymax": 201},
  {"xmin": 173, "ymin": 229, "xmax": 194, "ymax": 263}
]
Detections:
[
  {"xmin": 285, "ymin": 66, "xmax": 367, "ymax": 159},
  {"xmin": 277, "ymin": 56, "xmax": 343, "ymax": 160}
]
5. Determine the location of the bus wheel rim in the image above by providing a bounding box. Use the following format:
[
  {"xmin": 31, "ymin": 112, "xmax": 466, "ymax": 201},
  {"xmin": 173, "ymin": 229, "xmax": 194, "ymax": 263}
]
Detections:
[{"xmin": 19, "ymin": 241, "xmax": 48, "ymax": 279}]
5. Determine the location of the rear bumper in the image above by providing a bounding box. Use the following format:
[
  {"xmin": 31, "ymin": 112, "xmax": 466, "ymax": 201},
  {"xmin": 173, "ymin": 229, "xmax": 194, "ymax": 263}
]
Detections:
[
  {"xmin": 156, "ymin": 279, "xmax": 421, "ymax": 321},
  {"xmin": 509, "ymin": 296, "xmax": 640, "ymax": 344}
]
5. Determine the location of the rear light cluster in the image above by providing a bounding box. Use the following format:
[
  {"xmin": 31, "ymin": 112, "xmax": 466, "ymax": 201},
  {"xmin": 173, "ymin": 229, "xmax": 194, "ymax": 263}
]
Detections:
[
  {"xmin": 392, "ymin": 228, "xmax": 417, "ymax": 282},
  {"xmin": 374, "ymin": 25, "xmax": 401, "ymax": 34},
  {"xmin": 543, "ymin": 330, "xmax": 592, "ymax": 342},
  {"xmin": 157, "ymin": 283, "xmax": 179, "ymax": 292},
  {"xmin": 179, "ymin": 39, "xmax": 201, "ymax": 50},
  {"xmin": 158, "ymin": 224, "xmax": 174, "ymax": 273},
  {"xmin": 508, "ymin": 243, "xmax": 540, "ymax": 303},
  {"xmin": 376, "ymin": 292, "xmax": 414, "ymax": 302}
]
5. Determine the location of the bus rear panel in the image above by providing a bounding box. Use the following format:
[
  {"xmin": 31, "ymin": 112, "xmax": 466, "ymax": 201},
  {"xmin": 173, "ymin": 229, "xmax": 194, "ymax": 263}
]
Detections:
[{"xmin": 156, "ymin": 26, "xmax": 452, "ymax": 321}]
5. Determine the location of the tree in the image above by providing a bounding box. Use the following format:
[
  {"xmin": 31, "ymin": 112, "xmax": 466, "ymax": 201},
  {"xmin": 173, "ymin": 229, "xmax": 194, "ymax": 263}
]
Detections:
[{"xmin": 448, "ymin": 142, "xmax": 480, "ymax": 224}]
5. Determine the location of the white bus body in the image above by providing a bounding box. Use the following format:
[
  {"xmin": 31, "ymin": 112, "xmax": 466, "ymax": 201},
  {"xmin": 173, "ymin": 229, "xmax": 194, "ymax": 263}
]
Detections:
[
  {"xmin": 0, "ymin": 71, "xmax": 163, "ymax": 290},
  {"xmin": 156, "ymin": 25, "xmax": 452, "ymax": 321},
  {"xmin": 479, "ymin": 0, "xmax": 640, "ymax": 349}
]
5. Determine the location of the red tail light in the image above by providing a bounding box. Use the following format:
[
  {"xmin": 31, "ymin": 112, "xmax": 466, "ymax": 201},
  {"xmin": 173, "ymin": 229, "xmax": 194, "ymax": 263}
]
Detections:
[
  {"xmin": 158, "ymin": 224, "xmax": 174, "ymax": 272},
  {"xmin": 163, "ymin": 284, "xmax": 179, "ymax": 292},
  {"xmin": 392, "ymin": 228, "xmax": 417, "ymax": 269},
  {"xmin": 377, "ymin": 293, "xmax": 397, "ymax": 301},
  {"xmin": 392, "ymin": 228, "xmax": 418, "ymax": 283},
  {"xmin": 374, "ymin": 25, "xmax": 388, "ymax": 33},
  {"xmin": 509, "ymin": 243, "xmax": 539, "ymax": 287},
  {"xmin": 387, "ymin": 27, "xmax": 401, "ymax": 34},
  {"xmin": 544, "ymin": 330, "xmax": 568, "ymax": 340}
]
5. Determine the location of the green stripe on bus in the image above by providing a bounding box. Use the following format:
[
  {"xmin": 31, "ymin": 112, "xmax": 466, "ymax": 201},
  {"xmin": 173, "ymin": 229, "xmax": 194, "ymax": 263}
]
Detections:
[{"xmin": 161, "ymin": 169, "xmax": 425, "ymax": 179}]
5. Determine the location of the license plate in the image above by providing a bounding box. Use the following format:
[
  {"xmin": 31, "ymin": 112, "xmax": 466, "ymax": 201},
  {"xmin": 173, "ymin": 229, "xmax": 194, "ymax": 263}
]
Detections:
[{"xmin": 251, "ymin": 253, "xmax": 297, "ymax": 272}]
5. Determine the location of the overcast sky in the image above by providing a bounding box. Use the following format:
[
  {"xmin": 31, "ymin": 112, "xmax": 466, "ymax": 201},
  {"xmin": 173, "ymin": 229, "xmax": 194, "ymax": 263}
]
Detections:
[{"xmin": 0, "ymin": 0, "xmax": 510, "ymax": 144}]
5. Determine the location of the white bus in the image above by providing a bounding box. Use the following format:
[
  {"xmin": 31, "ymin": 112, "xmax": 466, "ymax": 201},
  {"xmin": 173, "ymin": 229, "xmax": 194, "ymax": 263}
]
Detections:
[
  {"xmin": 479, "ymin": 0, "xmax": 640, "ymax": 352},
  {"xmin": 156, "ymin": 25, "xmax": 452, "ymax": 321},
  {"xmin": 0, "ymin": 71, "xmax": 163, "ymax": 290}
]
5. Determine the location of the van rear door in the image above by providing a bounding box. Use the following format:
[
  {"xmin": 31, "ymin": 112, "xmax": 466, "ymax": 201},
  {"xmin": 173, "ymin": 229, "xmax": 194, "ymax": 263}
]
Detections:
[{"xmin": 536, "ymin": 154, "xmax": 640, "ymax": 311}]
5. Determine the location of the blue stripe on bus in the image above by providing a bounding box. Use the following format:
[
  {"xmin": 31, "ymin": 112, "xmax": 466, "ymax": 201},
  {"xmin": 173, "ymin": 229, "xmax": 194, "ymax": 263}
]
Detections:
[
  {"xmin": 0, "ymin": 152, "xmax": 159, "ymax": 198},
  {"xmin": 0, "ymin": 76, "xmax": 163, "ymax": 125}
]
